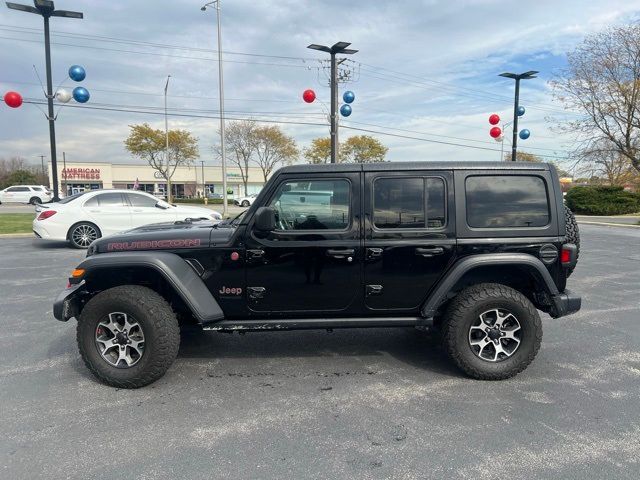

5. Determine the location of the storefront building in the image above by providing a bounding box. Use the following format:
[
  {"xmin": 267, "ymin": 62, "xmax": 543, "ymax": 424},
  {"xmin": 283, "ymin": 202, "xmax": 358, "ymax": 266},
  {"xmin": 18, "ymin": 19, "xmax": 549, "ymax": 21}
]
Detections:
[{"xmin": 49, "ymin": 161, "xmax": 268, "ymax": 198}]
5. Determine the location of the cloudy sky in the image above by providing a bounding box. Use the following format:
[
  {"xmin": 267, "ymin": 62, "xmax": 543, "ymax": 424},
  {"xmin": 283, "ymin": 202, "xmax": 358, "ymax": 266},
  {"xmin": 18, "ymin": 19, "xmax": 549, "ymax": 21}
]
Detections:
[{"xmin": 1, "ymin": 0, "xmax": 640, "ymax": 170}]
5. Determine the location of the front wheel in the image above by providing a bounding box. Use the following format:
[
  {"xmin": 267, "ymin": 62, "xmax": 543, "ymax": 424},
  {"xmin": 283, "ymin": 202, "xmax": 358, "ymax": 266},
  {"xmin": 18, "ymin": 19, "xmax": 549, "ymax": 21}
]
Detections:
[
  {"xmin": 77, "ymin": 285, "xmax": 180, "ymax": 388},
  {"xmin": 441, "ymin": 283, "xmax": 542, "ymax": 380},
  {"xmin": 241, "ymin": 200, "xmax": 250, "ymax": 207}
]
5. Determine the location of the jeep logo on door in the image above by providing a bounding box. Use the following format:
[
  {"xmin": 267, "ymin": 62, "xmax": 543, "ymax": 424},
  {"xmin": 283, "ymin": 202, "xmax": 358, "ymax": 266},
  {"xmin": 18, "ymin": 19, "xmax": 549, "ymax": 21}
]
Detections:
[{"xmin": 219, "ymin": 286, "xmax": 242, "ymax": 296}]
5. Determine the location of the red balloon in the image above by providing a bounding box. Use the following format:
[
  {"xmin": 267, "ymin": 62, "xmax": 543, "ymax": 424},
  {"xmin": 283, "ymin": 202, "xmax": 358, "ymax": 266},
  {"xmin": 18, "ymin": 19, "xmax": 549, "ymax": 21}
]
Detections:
[
  {"xmin": 3, "ymin": 91, "xmax": 23, "ymax": 108},
  {"xmin": 489, "ymin": 126, "xmax": 502, "ymax": 138},
  {"xmin": 302, "ymin": 89, "xmax": 316, "ymax": 103},
  {"xmin": 489, "ymin": 113, "xmax": 500, "ymax": 125}
]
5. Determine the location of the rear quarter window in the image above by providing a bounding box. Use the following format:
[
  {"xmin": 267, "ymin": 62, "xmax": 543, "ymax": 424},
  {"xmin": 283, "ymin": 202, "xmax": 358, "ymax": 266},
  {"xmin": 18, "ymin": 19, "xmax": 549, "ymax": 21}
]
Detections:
[{"xmin": 465, "ymin": 175, "xmax": 550, "ymax": 228}]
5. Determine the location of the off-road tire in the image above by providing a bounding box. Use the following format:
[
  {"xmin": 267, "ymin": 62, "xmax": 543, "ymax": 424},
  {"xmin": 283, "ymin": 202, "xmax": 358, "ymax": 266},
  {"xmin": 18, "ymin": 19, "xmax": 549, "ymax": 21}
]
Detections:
[
  {"xmin": 77, "ymin": 285, "xmax": 180, "ymax": 388},
  {"xmin": 564, "ymin": 206, "xmax": 580, "ymax": 277},
  {"xmin": 441, "ymin": 283, "xmax": 542, "ymax": 380}
]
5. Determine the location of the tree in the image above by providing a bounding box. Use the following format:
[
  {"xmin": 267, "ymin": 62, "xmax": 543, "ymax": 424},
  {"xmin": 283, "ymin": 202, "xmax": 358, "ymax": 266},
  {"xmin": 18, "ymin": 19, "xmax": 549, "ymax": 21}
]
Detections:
[
  {"xmin": 340, "ymin": 135, "xmax": 388, "ymax": 163},
  {"xmin": 303, "ymin": 137, "xmax": 332, "ymax": 164},
  {"xmin": 124, "ymin": 123, "xmax": 198, "ymax": 202},
  {"xmin": 303, "ymin": 135, "xmax": 388, "ymax": 164},
  {"xmin": 222, "ymin": 120, "xmax": 257, "ymax": 196},
  {"xmin": 573, "ymin": 140, "xmax": 639, "ymax": 186},
  {"xmin": 253, "ymin": 126, "xmax": 298, "ymax": 181},
  {"xmin": 504, "ymin": 151, "xmax": 572, "ymax": 177},
  {"xmin": 7, "ymin": 169, "xmax": 37, "ymax": 186},
  {"xmin": 551, "ymin": 24, "xmax": 640, "ymax": 174}
]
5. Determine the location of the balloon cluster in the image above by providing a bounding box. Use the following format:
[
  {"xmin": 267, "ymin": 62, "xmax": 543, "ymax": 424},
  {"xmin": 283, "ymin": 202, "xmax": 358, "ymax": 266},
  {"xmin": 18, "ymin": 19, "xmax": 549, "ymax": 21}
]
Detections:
[
  {"xmin": 56, "ymin": 65, "xmax": 90, "ymax": 104},
  {"xmin": 487, "ymin": 107, "xmax": 531, "ymax": 142},
  {"xmin": 301, "ymin": 89, "xmax": 356, "ymax": 117},
  {"xmin": 3, "ymin": 65, "xmax": 90, "ymax": 110}
]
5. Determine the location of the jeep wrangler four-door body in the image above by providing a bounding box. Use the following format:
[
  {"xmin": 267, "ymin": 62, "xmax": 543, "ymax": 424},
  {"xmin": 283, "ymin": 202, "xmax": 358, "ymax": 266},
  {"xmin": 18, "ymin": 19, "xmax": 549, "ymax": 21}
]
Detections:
[{"xmin": 54, "ymin": 162, "xmax": 581, "ymax": 388}]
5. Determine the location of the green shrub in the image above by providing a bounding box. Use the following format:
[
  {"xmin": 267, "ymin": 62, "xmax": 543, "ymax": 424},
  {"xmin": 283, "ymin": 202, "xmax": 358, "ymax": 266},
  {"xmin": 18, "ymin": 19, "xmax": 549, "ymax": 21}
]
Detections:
[
  {"xmin": 565, "ymin": 185, "xmax": 640, "ymax": 215},
  {"xmin": 172, "ymin": 198, "xmax": 226, "ymax": 205}
]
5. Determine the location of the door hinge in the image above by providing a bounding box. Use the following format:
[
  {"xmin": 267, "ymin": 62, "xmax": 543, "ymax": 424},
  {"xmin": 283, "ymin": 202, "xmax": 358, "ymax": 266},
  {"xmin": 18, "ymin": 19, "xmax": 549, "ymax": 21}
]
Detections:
[
  {"xmin": 366, "ymin": 284, "xmax": 383, "ymax": 296},
  {"xmin": 247, "ymin": 286, "xmax": 266, "ymax": 299}
]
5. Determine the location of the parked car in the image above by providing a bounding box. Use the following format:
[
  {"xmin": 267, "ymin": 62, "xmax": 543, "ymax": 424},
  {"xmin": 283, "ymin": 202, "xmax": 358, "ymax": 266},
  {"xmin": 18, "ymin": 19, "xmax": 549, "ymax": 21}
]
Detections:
[
  {"xmin": 53, "ymin": 161, "xmax": 581, "ymax": 388},
  {"xmin": 0, "ymin": 185, "xmax": 52, "ymax": 204},
  {"xmin": 234, "ymin": 193, "xmax": 258, "ymax": 207},
  {"xmin": 33, "ymin": 189, "xmax": 222, "ymax": 248}
]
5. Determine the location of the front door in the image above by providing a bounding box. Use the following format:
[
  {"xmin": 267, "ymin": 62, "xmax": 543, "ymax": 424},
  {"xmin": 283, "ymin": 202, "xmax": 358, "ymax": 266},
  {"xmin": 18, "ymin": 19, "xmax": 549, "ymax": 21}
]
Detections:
[
  {"xmin": 363, "ymin": 171, "xmax": 456, "ymax": 312},
  {"xmin": 245, "ymin": 173, "xmax": 361, "ymax": 314}
]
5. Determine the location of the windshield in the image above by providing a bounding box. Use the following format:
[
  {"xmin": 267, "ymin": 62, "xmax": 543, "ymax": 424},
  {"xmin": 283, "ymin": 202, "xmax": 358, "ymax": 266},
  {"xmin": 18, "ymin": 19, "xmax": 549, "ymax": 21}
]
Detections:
[{"xmin": 218, "ymin": 211, "xmax": 245, "ymax": 227}]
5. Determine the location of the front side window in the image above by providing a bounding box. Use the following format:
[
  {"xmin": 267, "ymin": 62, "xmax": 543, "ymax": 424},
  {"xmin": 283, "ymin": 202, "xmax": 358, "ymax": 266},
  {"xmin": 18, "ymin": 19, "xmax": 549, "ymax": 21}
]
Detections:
[
  {"xmin": 465, "ymin": 175, "xmax": 549, "ymax": 228},
  {"xmin": 269, "ymin": 179, "xmax": 350, "ymax": 231},
  {"xmin": 127, "ymin": 193, "xmax": 157, "ymax": 207},
  {"xmin": 373, "ymin": 177, "xmax": 446, "ymax": 229}
]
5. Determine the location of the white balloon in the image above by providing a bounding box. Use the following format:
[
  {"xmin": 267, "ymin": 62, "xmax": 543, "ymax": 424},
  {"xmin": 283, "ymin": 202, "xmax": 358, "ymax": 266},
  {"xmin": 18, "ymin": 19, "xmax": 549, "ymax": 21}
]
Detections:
[
  {"xmin": 55, "ymin": 89, "xmax": 72, "ymax": 103},
  {"xmin": 495, "ymin": 135, "xmax": 504, "ymax": 142}
]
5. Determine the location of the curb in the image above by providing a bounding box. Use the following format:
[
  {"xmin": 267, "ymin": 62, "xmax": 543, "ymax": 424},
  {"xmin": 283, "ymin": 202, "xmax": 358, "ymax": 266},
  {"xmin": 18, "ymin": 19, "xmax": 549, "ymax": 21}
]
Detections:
[
  {"xmin": 0, "ymin": 233, "xmax": 33, "ymax": 238},
  {"xmin": 577, "ymin": 220, "xmax": 640, "ymax": 228}
]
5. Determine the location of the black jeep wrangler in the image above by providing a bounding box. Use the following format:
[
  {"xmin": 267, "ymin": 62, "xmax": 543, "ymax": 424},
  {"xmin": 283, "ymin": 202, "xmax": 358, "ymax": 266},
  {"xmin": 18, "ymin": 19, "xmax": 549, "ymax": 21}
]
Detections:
[{"xmin": 54, "ymin": 162, "xmax": 581, "ymax": 388}]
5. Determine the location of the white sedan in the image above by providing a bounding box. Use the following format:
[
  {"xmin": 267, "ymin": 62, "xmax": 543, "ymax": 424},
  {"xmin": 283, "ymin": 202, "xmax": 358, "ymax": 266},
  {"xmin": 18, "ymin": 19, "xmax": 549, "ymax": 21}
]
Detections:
[
  {"xmin": 234, "ymin": 193, "xmax": 258, "ymax": 207},
  {"xmin": 33, "ymin": 189, "xmax": 222, "ymax": 248}
]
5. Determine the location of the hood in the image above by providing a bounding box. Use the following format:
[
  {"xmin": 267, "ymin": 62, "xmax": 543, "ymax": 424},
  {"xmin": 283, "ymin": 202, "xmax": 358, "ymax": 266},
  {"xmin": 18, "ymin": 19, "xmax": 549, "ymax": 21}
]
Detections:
[{"xmin": 89, "ymin": 219, "xmax": 234, "ymax": 255}]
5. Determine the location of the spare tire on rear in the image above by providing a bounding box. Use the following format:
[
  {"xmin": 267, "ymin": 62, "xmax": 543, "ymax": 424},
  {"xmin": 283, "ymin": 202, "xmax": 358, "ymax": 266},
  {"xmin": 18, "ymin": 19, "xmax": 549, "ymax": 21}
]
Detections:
[{"xmin": 564, "ymin": 206, "xmax": 580, "ymax": 277}]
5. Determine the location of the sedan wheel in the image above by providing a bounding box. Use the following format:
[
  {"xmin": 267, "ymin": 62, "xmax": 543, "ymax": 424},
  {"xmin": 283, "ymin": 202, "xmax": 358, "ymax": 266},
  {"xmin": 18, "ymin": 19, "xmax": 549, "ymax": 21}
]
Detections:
[{"xmin": 69, "ymin": 223, "xmax": 100, "ymax": 248}]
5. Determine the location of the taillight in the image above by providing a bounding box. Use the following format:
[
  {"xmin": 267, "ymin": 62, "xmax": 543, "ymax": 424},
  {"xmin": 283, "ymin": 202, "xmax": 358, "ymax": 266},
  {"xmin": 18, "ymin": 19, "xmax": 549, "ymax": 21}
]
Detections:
[
  {"xmin": 561, "ymin": 246, "xmax": 572, "ymax": 264},
  {"xmin": 37, "ymin": 210, "xmax": 56, "ymax": 220}
]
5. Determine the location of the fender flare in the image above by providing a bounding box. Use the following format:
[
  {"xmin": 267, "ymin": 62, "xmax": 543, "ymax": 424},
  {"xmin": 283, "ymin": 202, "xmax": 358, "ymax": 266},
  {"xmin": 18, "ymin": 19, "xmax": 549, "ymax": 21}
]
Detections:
[
  {"xmin": 420, "ymin": 253, "xmax": 559, "ymax": 320},
  {"xmin": 74, "ymin": 251, "xmax": 223, "ymax": 323}
]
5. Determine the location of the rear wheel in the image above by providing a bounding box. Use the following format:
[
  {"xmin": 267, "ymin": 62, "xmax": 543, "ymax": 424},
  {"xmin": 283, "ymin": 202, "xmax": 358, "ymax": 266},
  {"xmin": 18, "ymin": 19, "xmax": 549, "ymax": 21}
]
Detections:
[
  {"xmin": 77, "ymin": 285, "xmax": 180, "ymax": 388},
  {"xmin": 68, "ymin": 222, "xmax": 101, "ymax": 249},
  {"xmin": 29, "ymin": 197, "xmax": 41, "ymax": 205},
  {"xmin": 441, "ymin": 283, "xmax": 542, "ymax": 380},
  {"xmin": 241, "ymin": 200, "xmax": 250, "ymax": 207},
  {"xmin": 564, "ymin": 206, "xmax": 580, "ymax": 277}
]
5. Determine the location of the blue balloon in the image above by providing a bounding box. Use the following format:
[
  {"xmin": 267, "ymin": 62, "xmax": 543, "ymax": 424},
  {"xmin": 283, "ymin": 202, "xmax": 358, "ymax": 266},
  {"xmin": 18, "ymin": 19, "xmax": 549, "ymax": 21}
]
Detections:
[
  {"xmin": 519, "ymin": 128, "xmax": 530, "ymax": 140},
  {"xmin": 342, "ymin": 91, "xmax": 355, "ymax": 104},
  {"xmin": 73, "ymin": 86, "xmax": 90, "ymax": 103},
  {"xmin": 340, "ymin": 104, "xmax": 352, "ymax": 117},
  {"xmin": 517, "ymin": 106, "xmax": 525, "ymax": 117},
  {"xmin": 68, "ymin": 65, "xmax": 86, "ymax": 82}
]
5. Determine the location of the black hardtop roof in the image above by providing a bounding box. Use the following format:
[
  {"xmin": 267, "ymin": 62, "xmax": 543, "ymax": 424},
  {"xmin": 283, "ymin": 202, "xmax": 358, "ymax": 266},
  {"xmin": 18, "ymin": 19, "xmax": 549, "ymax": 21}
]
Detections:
[{"xmin": 277, "ymin": 161, "xmax": 550, "ymax": 175}]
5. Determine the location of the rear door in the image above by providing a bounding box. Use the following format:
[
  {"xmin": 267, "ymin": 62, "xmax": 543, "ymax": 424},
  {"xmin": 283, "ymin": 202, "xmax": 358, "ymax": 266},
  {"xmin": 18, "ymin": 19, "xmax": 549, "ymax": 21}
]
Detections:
[
  {"xmin": 363, "ymin": 171, "xmax": 456, "ymax": 312},
  {"xmin": 83, "ymin": 192, "xmax": 132, "ymax": 235},
  {"xmin": 244, "ymin": 173, "xmax": 361, "ymax": 314}
]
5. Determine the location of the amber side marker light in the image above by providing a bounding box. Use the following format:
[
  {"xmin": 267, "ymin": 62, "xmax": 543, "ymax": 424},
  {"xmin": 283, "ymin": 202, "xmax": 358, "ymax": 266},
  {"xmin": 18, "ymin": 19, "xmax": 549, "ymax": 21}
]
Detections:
[{"xmin": 71, "ymin": 268, "xmax": 85, "ymax": 278}]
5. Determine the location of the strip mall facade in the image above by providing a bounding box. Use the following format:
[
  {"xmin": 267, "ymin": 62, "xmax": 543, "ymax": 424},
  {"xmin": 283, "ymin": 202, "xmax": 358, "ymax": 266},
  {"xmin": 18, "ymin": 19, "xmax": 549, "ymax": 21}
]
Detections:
[{"xmin": 48, "ymin": 161, "xmax": 267, "ymax": 198}]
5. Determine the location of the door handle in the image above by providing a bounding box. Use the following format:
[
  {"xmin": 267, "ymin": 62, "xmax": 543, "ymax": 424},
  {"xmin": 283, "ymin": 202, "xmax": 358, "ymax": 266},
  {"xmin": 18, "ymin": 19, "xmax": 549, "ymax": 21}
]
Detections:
[
  {"xmin": 415, "ymin": 247, "xmax": 444, "ymax": 257},
  {"xmin": 366, "ymin": 247, "xmax": 383, "ymax": 260},
  {"xmin": 247, "ymin": 249, "xmax": 264, "ymax": 259},
  {"xmin": 326, "ymin": 248, "xmax": 355, "ymax": 259}
]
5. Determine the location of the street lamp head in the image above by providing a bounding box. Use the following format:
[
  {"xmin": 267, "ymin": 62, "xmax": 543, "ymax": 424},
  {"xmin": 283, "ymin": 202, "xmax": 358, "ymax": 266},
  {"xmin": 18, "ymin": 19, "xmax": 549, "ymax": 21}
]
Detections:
[
  {"xmin": 499, "ymin": 71, "xmax": 539, "ymax": 80},
  {"xmin": 6, "ymin": 2, "xmax": 39, "ymax": 14},
  {"xmin": 521, "ymin": 70, "xmax": 539, "ymax": 79},
  {"xmin": 307, "ymin": 43, "xmax": 331, "ymax": 53}
]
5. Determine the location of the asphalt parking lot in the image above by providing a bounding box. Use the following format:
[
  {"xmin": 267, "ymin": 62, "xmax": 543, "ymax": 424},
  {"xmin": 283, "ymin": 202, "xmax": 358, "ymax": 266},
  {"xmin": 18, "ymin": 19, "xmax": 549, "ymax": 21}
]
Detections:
[{"xmin": 1, "ymin": 224, "xmax": 639, "ymax": 479}]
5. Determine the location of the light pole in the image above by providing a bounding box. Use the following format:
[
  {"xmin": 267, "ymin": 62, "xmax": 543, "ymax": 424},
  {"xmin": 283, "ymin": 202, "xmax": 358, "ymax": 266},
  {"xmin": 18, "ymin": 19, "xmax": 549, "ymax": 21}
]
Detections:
[
  {"xmin": 6, "ymin": 1, "xmax": 83, "ymax": 201},
  {"xmin": 307, "ymin": 42, "xmax": 358, "ymax": 163},
  {"xmin": 38, "ymin": 154, "xmax": 46, "ymax": 179},
  {"xmin": 201, "ymin": 0, "xmax": 228, "ymax": 217},
  {"xmin": 200, "ymin": 160, "xmax": 205, "ymax": 197},
  {"xmin": 498, "ymin": 70, "xmax": 538, "ymax": 161},
  {"xmin": 164, "ymin": 74, "xmax": 171, "ymax": 200}
]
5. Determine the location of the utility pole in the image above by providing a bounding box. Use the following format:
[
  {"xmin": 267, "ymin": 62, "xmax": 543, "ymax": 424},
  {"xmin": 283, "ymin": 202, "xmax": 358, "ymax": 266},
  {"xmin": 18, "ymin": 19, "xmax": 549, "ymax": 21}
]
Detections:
[
  {"xmin": 201, "ymin": 0, "xmax": 228, "ymax": 216},
  {"xmin": 62, "ymin": 150, "xmax": 66, "ymax": 196},
  {"xmin": 201, "ymin": 160, "xmax": 205, "ymax": 197},
  {"xmin": 39, "ymin": 154, "xmax": 46, "ymax": 180},
  {"xmin": 307, "ymin": 42, "xmax": 358, "ymax": 163},
  {"xmin": 499, "ymin": 71, "xmax": 538, "ymax": 161},
  {"xmin": 6, "ymin": 1, "xmax": 83, "ymax": 201},
  {"xmin": 164, "ymin": 74, "xmax": 171, "ymax": 201}
]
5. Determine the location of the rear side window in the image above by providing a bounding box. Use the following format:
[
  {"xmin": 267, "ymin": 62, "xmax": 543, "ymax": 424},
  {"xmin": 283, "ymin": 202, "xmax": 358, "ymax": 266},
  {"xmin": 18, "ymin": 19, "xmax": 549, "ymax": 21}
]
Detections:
[
  {"xmin": 31, "ymin": 187, "xmax": 43, "ymax": 191},
  {"xmin": 465, "ymin": 175, "xmax": 549, "ymax": 228},
  {"xmin": 373, "ymin": 177, "xmax": 446, "ymax": 229},
  {"xmin": 84, "ymin": 193, "xmax": 125, "ymax": 207}
]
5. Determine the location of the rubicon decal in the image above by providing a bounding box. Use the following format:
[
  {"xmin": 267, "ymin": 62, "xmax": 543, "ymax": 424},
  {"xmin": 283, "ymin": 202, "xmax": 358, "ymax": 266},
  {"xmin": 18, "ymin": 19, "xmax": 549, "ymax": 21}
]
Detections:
[{"xmin": 107, "ymin": 239, "xmax": 201, "ymax": 251}]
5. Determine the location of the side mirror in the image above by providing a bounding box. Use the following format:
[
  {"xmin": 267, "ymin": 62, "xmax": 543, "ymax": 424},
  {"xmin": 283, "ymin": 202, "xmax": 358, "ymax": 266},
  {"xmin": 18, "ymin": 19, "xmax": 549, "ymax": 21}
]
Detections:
[
  {"xmin": 254, "ymin": 206, "xmax": 276, "ymax": 231},
  {"xmin": 155, "ymin": 201, "xmax": 170, "ymax": 210}
]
